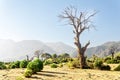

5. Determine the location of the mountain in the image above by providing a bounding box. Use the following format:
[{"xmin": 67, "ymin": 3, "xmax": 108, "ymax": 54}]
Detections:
[
  {"xmin": 85, "ymin": 41, "xmax": 120, "ymax": 57},
  {"xmin": 1, "ymin": 39, "xmax": 120, "ymax": 62},
  {"xmin": 46, "ymin": 42, "xmax": 76, "ymax": 57},
  {"xmin": 0, "ymin": 39, "xmax": 76, "ymax": 62}
]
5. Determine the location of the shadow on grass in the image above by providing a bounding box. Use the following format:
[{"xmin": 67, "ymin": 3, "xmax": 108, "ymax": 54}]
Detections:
[
  {"xmin": 37, "ymin": 73, "xmax": 57, "ymax": 77},
  {"xmin": 41, "ymin": 71, "xmax": 67, "ymax": 74},
  {"xmin": 33, "ymin": 71, "xmax": 67, "ymax": 78},
  {"xmin": 30, "ymin": 76, "xmax": 43, "ymax": 79}
]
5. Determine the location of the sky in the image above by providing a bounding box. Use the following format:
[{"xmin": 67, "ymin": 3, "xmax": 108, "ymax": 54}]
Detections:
[{"xmin": 0, "ymin": 0, "xmax": 120, "ymax": 47}]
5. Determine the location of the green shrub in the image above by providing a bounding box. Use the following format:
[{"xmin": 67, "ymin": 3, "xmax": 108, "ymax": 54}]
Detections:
[
  {"xmin": 87, "ymin": 62, "xmax": 94, "ymax": 69},
  {"xmin": 61, "ymin": 58, "xmax": 68, "ymax": 63},
  {"xmin": 0, "ymin": 62, "xmax": 7, "ymax": 69},
  {"xmin": 87, "ymin": 59, "xmax": 93, "ymax": 63},
  {"xmin": 94, "ymin": 60, "xmax": 103, "ymax": 69},
  {"xmin": 67, "ymin": 58, "xmax": 73, "ymax": 62},
  {"xmin": 59, "ymin": 63, "xmax": 63, "ymax": 68},
  {"xmin": 101, "ymin": 65, "xmax": 111, "ymax": 70},
  {"xmin": 106, "ymin": 59, "xmax": 118, "ymax": 64},
  {"xmin": 0, "ymin": 62, "xmax": 3, "ymax": 65},
  {"xmin": 24, "ymin": 69, "xmax": 32, "ymax": 78},
  {"xmin": 117, "ymin": 60, "xmax": 120, "ymax": 63},
  {"xmin": 114, "ymin": 65, "xmax": 120, "ymax": 71},
  {"xmin": 14, "ymin": 61, "xmax": 20, "ymax": 68},
  {"xmin": 67, "ymin": 60, "xmax": 80, "ymax": 68},
  {"xmin": 8, "ymin": 61, "xmax": 20, "ymax": 69},
  {"xmin": 20, "ymin": 60, "xmax": 28, "ymax": 68},
  {"xmin": 44, "ymin": 59, "xmax": 53, "ymax": 65},
  {"xmin": 115, "ymin": 56, "xmax": 120, "ymax": 60},
  {"xmin": 27, "ymin": 62, "xmax": 38, "ymax": 74},
  {"xmin": 104, "ymin": 57, "xmax": 111, "ymax": 62},
  {"xmin": 8, "ymin": 62, "xmax": 12, "ymax": 69},
  {"xmin": 50, "ymin": 63, "xmax": 58, "ymax": 68},
  {"xmin": 9, "ymin": 63, "xmax": 16, "ymax": 69},
  {"xmin": 33, "ymin": 58, "xmax": 43, "ymax": 71},
  {"xmin": 27, "ymin": 58, "xmax": 43, "ymax": 74}
]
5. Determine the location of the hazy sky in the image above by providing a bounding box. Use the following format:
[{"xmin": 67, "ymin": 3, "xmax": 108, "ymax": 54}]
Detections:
[{"xmin": 0, "ymin": 0, "xmax": 120, "ymax": 47}]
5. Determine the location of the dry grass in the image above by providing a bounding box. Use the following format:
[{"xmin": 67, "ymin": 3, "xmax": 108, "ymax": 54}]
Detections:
[{"xmin": 0, "ymin": 65, "xmax": 120, "ymax": 80}]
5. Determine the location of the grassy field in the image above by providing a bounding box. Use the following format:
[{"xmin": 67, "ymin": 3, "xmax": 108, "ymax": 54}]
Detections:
[{"xmin": 0, "ymin": 65, "xmax": 120, "ymax": 80}]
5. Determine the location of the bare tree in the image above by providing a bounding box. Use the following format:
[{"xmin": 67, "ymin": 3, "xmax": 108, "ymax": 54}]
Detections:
[
  {"xmin": 26, "ymin": 55, "xmax": 29, "ymax": 61},
  {"xmin": 59, "ymin": 6, "xmax": 96, "ymax": 68},
  {"xmin": 110, "ymin": 47, "xmax": 115, "ymax": 59},
  {"xmin": 41, "ymin": 53, "xmax": 52, "ymax": 60},
  {"xmin": 34, "ymin": 49, "xmax": 44, "ymax": 59}
]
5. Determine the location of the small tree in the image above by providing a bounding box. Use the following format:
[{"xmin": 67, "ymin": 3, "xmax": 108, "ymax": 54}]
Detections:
[
  {"xmin": 26, "ymin": 55, "xmax": 29, "ymax": 61},
  {"xmin": 34, "ymin": 49, "xmax": 44, "ymax": 59},
  {"xmin": 59, "ymin": 6, "xmax": 96, "ymax": 68},
  {"xmin": 52, "ymin": 54, "xmax": 57, "ymax": 59},
  {"xmin": 62, "ymin": 53, "xmax": 70, "ymax": 58},
  {"xmin": 52, "ymin": 54, "xmax": 57, "ymax": 62},
  {"xmin": 109, "ymin": 46, "xmax": 115, "ymax": 59},
  {"xmin": 41, "ymin": 53, "xmax": 52, "ymax": 60}
]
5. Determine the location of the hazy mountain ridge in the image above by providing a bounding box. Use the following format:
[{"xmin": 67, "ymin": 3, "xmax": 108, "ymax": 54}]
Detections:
[
  {"xmin": 0, "ymin": 39, "xmax": 76, "ymax": 61},
  {"xmin": 0, "ymin": 39, "xmax": 120, "ymax": 61},
  {"xmin": 46, "ymin": 42, "xmax": 76, "ymax": 56},
  {"xmin": 85, "ymin": 41, "xmax": 120, "ymax": 57}
]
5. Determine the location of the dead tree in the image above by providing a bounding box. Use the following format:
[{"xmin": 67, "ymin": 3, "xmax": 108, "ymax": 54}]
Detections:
[
  {"xmin": 26, "ymin": 55, "xmax": 29, "ymax": 61},
  {"xmin": 59, "ymin": 6, "xmax": 96, "ymax": 68},
  {"xmin": 110, "ymin": 47, "xmax": 115, "ymax": 59},
  {"xmin": 34, "ymin": 49, "xmax": 44, "ymax": 59}
]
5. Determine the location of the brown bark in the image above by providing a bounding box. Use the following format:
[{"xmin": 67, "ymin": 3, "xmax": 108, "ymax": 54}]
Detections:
[{"xmin": 76, "ymin": 40, "xmax": 90, "ymax": 68}]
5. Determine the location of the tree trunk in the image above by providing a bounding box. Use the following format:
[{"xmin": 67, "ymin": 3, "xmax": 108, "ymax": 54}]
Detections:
[
  {"xmin": 111, "ymin": 53, "xmax": 114, "ymax": 59},
  {"xmin": 77, "ymin": 48, "xmax": 86, "ymax": 68},
  {"xmin": 26, "ymin": 55, "xmax": 29, "ymax": 61}
]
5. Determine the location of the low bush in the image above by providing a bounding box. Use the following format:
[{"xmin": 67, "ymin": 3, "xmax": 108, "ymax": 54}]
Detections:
[
  {"xmin": 106, "ymin": 59, "xmax": 118, "ymax": 64},
  {"xmin": 101, "ymin": 65, "xmax": 111, "ymax": 70},
  {"xmin": 115, "ymin": 56, "xmax": 120, "ymax": 60},
  {"xmin": 27, "ymin": 58, "xmax": 43, "ymax": 74},
  {"xmin": 8, "ymin": 62, "xmax": 16, "ymax": 69},
  {"xmin": 33, "ymin": 58, "xmax": 43, "ymax": 71},
  {"xmin": 67, "ymin": 59, "xmax": 80, "ymax": 68},
  {"xmin": 44, "ymin": 59, "xmax": 53, "ymax": 65},
  {"xmin": 0, "ymin": 62, "xmax": 7, "ymax": 69},
  {"xmin": 14, "ymin": 61, "xmax": 20, "ymax": 68},
  {"xmin": 104, "ymin": 57, "xmax": 111, "ymax": 62},
  {"xmin": 59, "ymin": 63, "xmax": 63, "ymax": 68},
  {"xmin": 87, "ymin": 62, "xmax": 94, "ymax": 69},
  {"xmin": 61, "ymin": 58, "xmax": 68, "ymax": 63},
  {"xmin": 0, "ymin": 62, "xmax": 3, "ymax": 65},
  {"xmin": 94, "ymin": 60, "xmax": 103, "ymax": 69},
  {"xmin": 20, "ymin": 60, "xmax": 28, "ymax": 68},
  {"xmin": 24, "ymin": 69, "xmax": 32, "ymax": 78},
  {"xmin": 8, "ymin": 61, "xmax": 20, "ymax": 69},
  {"xmin": 114, "ymin": 64, "xmax": 120, "ymax": 71},
  {"xmin": 27, "ymin": 62, "xmax": 39, "ymax": 74},
  {"xmin": 50, "ymin": 63, "xmax": 58, "ymax": 68}
]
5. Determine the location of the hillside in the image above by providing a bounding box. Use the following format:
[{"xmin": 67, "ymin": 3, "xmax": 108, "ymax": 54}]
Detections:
[
  {"xmin": 85, "ymin": 41, "xmax": 120, "ymax": 57},
  {"xmin": 46, "ymin": 42, "xmax": 76, "ymax": 57},
  {"xmin": 0, "ymin": 39, "xmax": 120, "ymax": 61},
  {"xmin": 0, "ymin": 39, "xmax": 76, "ymax": 62}
]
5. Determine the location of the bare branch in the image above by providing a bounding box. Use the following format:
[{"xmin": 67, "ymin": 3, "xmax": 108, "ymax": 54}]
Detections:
[
  {"xmin": 82, "ymin": 41, "xmax": 90, "ymax": 52},
  {"xmin": 84, "ymin": 41, "xmax": 90, "ymax": 48},
  {"xmin": 82, "ymin": 11, "xmax": 97, "ymax": 24}
]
